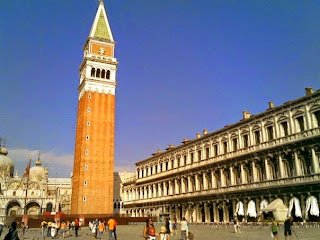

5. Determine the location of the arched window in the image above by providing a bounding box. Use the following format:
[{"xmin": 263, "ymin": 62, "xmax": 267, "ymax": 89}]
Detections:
[
  {"xmin": 46, "ymin": 203, "xmax": 53, "ymax": 212},
  {"xmin": 96, "ymin": 69, "xmax": 101, "ymax": 78},
  {"xmin": 91, "ymin": 68, "xmax": 95, "ymax": 77},
  {"xmin": 101, "ymin": 70, "xmax": 105, "ymax": 78},
  {"xmin": 106, "ymin": 70, "xmax": 110, "ymax": 79}
]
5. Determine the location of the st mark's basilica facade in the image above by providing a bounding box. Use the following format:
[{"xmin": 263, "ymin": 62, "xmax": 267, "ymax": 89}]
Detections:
[
  {"xmin": 0, "ymin": 146, "xmax": 72, "ymax": 222},
  {"xmin": 121, "ymin": 87, "xmax": 320, "ymax": 223}
]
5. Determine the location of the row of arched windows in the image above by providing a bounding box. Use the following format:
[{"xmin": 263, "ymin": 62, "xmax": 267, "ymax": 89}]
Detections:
[{"xmin": 91, "ymin": 68, "xmax": 111, "ymax": 79}]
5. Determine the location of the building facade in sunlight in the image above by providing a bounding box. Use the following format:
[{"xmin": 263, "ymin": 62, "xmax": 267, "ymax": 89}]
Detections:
[
  {"xmin": 71, "ymin": 0, "xmax": 118, "ymax": 214},
  {"xmin": 0, "ymin": 148, "xmax": 72, "ymax": 222},
  {"xmin": 122, "ymin": 88, "xmax": 320, "ymax": 222}
]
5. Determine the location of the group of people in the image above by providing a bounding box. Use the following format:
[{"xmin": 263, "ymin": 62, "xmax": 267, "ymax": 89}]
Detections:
[
  {"xmin": 233, "ymin": 216, "xmax": 294, "ymax": 240},
  {"xmin": 271, "ymin": 217, "xmax": 294, "ymax": 240},
  {"xmin": 88, "ymin": 217, "xmax": 117, "ymax": 240},
  {"xmin": 41, "ymin": 218, "xmax": 80, "ymax": 238},
  {"xmin": 143, "ymin": 217, "xmax": 190, "ymax": 240}
]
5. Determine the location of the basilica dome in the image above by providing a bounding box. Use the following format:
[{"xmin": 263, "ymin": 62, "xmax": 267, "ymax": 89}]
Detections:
[
  {"xmin": 0, "ymin": 147, "xmax": 14, "ymax": 177},
  {"xmin": 29, "ymin": 157, "xmax": 45, "ymax": 181}
]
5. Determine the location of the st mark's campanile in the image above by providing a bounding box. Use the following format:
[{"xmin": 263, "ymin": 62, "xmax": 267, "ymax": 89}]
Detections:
[{"xmin": 71, "ymin": 0, "xmax": 117, "ymax": 214}]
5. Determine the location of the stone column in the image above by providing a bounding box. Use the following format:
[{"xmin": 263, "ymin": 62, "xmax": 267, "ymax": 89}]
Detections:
[
  {"xmin": 163, "ymin": 182, "xmax": 168, "ymax": 195},
  {"xmin": 149, "ymin": 185, "xmax": 153, "ymax": 198},
  {"xmin": 182, "ymin": 204, "xmax": 187, "ymax": 220},
  {"xmin": 174, "ymin": 179, "xmax": 179, "ymax": 195},
  {"xmin": 252, "ymin": 161, "xmax": 257, "ymax": 182},
  {"xmin": 168, "ymin": 205, "xmax": 172, "ymax": 219},
  {"xmin": 197, "ymin": 204, "xmax": 202, "ymax": 222},
  {"xmin": 274, "ymin": 116, "xmax": 280, "ymax": 139},
  {"xmin": 183, "ymin": 204, "xmax": 188, "ymax": 221},
  {"xmin": 140, "ymin": 187, "xmax": 143, "ymax": 199},
  {"xmin": 288, "ymin": 111, "xmax": 295, "ymax": 134},
  {"xmin": 256, "ymin": 198, "xmax": 260, "ymax": 219},
  {"xmin": 240, "ymin": 164, "xmax": 247, "ymax": 184},
  {"xmin": 264, "ymin": 158, "xmax": 271, "ymax": 180},
  {"xmin": 230, "ymin": 166, "xmax": 235, "ymax": 185},
  {"xmin": 232, "ymin": 199, "xmax": 236, "ymax": 219},
  {"xmin": 220, "ymin": 168, "xmax": 225, "ymax": 187},
  {"xmin": 311, "ymin": 147, "xmax": 320, "ymax": 173},
  {"xmin": 204, "ymin": 203, "xmax": 210, "ymax": 223},
  {"xmin": 195, "ymin": 175, "xmax": 200, "ymax": 191},
  {"xmin": 300, "ymin": 194, "xmax": 306, "ymax": 220},
  {"xmin": 278, "ymin": 154, "xmax": 285, "ymax": 178},
  {"xmin": 243, "ymin": 199, "xmax": 248, "ymax": 220},
  {"xmin": 174, "ymin": 205, "xmax": 179, "ymax": 222},
  {"xmin": 188, "ymin": 176, "xmax": 193, "ymax": 192},
  {"xmin": 168, "ymin": 180, "xmax": 173, "ymax": 195},
  {"xmin": 304, "ymin": 105, "xmax": 311, "ymax": 130},
  {"xmin": 203, "ymin": 172, "xmax": 208, "ymax": 190},
  {"xmin": 223, "ymin": 201, "xmax": 228, "ymax": 222},
  {"xmin": 158, "ymin": 183, "xmax": 162, "ymax": 197},
  {"xmin": 294, "ymin": 151, "xmax": 302, "ymax": 176},
  {"xmin": 192, "ymin": 205, "xmax": 197, "ymax": 222},
  {"xmin": 211, "ymin": 170, "xmax": 217, "ymax": 188},
  {"xmin": 181, "ymin": 178, "xmax": 186, "ymax": 193},
  {"xmin": 261, "ymin": 121, "xmax": 266, "ymax": 142},
  {"xmin": 153, "ymin": 185, "xmax": 157, "ymax": 198},
  {"xmin": 213, "ymin": 202, "xmax": 218, "ymax": 222}
]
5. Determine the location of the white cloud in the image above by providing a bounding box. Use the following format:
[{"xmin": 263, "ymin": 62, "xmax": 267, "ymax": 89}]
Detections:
[
  {"xmin": 8, "ymin": 148, "xmax": 73, "ymax": 178},
  {"xmin": 7, "ymin": 149, "xmax": 136, "ymax": 177}
]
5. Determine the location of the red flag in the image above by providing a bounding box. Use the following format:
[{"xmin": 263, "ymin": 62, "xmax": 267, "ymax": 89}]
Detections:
[
  {"xmin": 22, "ymin": 159, "xmax": 31, "ymax": 178},
  {"xmin": 16, "ymin": 159, "xmax": 31, "ymax": 190}
]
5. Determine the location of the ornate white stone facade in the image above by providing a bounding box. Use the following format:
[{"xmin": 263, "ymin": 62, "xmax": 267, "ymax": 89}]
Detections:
[
  {"xmin": 0, "ymin": 148, "xmax": 72, "ymax": 222},
  {"xmin": 122, "ymin": 88, "xmax": 320, "ymax": 222}
]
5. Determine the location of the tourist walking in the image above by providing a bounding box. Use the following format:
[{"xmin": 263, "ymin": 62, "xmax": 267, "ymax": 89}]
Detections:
[
  {"xmin": 97, "ymin": 221, "xmax": 105, "ymax": 240},
  {"xmin": 159, "ymin": 226, "xmax": 169, "ymax": 240},
  {"xmin": 4, "ymin": 222, "xmax": 20, "ymax": 240},
  {"xmin": 284, "ymin": 217, "xmax": 293, "ymax": 240},
  {"xmin": 21, "ymin": 222, "xmax": 26, "ymax": 237},
  {"xmin": 271, "ymin": 219, "xmax": 279, "ymax": 240},
  {"xmin": 180, "ymin": 217, "xmax": 188, "ymax": 240},
  {"xmin": 41, "ymin": 219, "xmax": 47, "ymax": 238},
  {"xmin": 107, "ymin": 217, "xmax": 116, "ymax": 240},
  {"xmin": 0, "ymin": 221, "xmax": 4, "ymax": 237},
  {"xmin": 168, "ymin": 219, "xmax": 173, "ymax": 236},
  {"xmin": 143, "ymin": 218, "xmax": 157, "ymax": 240},
  {"xmin": 74, "ymin": 218, "xmax": 80, "ymax": 237},
  {"xmin": 172, "ymin": 218, "xmax": 177, "ymax": 236},
  {"xmin": 165, "ymin": 218, "xmax": 170, "ymax": 239},
  {"xmin": 47, "ymin": 220, "xmax": 52, "ymax": 237},
  {"xmin": 93, "ymin": 218, "xmax": 99, "ymax": 238},
  {"xmin": 113, "ymin": 219, "xmax": 118, "ymax": 240},
  {"xmin": 60, "ymin": 221, "xmax": 67, "ymax": 238},
  {"xmin": 234, "ymin": 218, "xmax": 241, "ymax": 233}
]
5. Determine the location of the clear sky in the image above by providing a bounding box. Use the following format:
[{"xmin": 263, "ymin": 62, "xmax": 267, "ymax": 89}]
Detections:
[{"xmin": 0, "ymin": 0, "xmax": 319, "ymax": 177}]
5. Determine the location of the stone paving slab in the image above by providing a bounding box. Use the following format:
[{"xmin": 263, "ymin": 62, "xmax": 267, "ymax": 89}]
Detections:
[{"xmin": 3, "ymin": 225, "xmax": 320, "ymax": 240}]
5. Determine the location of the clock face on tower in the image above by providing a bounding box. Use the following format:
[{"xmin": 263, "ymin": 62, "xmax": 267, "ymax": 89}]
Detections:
[
  {"xmin": 99, "ymin": 47, "xmax": 105, "ymax": 54},
  {"xmin": 90, "ymin": 43, "xmax": 113, "ymax": 57}
]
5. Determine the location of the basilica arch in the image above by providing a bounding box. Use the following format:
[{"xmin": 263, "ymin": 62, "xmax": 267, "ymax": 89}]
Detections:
[
  {"xmin": 6, "ymin": 201, "xmax": 22, "ymax": 216},
  {"xmin": 26, "ymin": 201, "xmax": 41, "ymax": 215}
]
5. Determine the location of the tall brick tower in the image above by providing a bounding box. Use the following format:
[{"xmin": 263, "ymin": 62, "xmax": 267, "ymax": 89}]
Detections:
[{"xmin": 71, "ymin": 0, "xmax": 117, "ymax": 214}]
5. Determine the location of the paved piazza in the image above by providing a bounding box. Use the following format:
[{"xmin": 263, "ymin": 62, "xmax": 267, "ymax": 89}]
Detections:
[{"xmin": 7, "ymin": 225, "xmax": 320, "ymax": 240}]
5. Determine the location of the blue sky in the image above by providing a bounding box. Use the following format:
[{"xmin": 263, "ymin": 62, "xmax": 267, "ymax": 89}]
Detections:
[{"xmin": 0, "ymin": 0, "xmax": 319, "ymax": 177}]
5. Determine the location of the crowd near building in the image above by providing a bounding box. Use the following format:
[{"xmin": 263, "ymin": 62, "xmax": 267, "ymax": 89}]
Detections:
[
  {"xmin": 121, "ymin": 87, "xmax": 320, "ymax": 223},
  {"xmin": 0, "ymin": 144, "xmax": 72, "ymax": 222}
]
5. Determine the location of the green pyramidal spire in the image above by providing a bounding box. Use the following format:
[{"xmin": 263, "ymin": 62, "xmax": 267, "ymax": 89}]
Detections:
[{"xmin": 89, "ymin": 0, "xmax": 114, "ymax": 41}]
